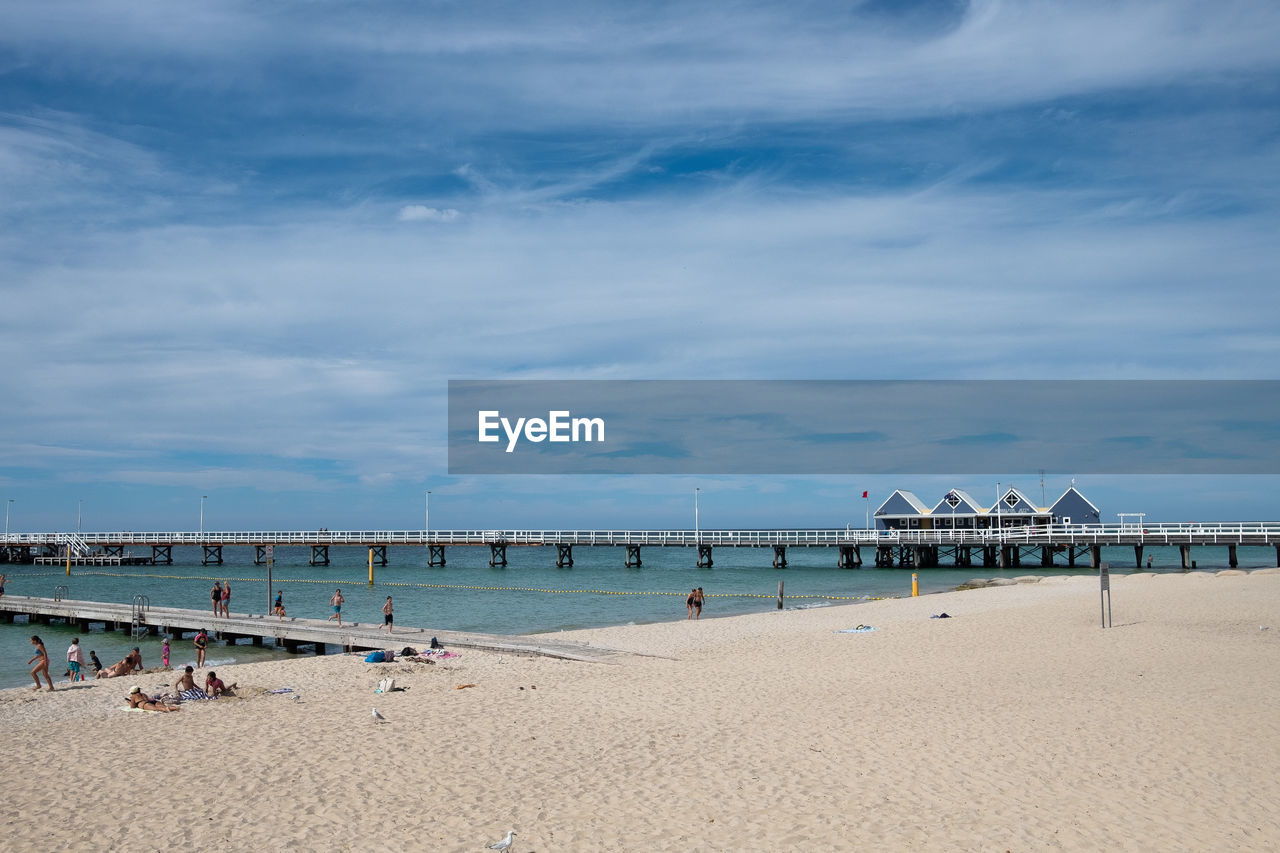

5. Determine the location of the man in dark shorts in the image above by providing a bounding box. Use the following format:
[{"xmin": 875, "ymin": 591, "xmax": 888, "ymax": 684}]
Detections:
[{"xmin": 380, "ymin": 596, "xmax": 394, "ymax": 634}]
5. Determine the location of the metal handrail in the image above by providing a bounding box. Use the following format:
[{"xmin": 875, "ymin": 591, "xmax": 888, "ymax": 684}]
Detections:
[{"xmin": 1, "ymin": 522, "xmax": 1278, "ymax": 548}]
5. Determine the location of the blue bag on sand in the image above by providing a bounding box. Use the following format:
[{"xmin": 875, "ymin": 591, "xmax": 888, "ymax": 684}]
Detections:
[{"xmin": 365, "ymin": 651, "xmax": 385, "ymax": 663}]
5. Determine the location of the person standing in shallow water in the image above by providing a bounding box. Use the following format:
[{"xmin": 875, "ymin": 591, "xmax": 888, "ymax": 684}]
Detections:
[
  {"xmin": 194, "ymin": 629, "xmax": 208, "ymax": 668},
  {"xmin": 29, "ymin": 635, "xmax": 53, "ymax": 691},
  {"xmin": 381, "ymin": 596, "xmax": 394, "ymax": 634},
  {"xmin": 693, "ymin": 587, "xmax": 704, "ymax": 620},
  {"xmin": 686, "ymin": 588, "xmax": 696, "ymax": 620}
]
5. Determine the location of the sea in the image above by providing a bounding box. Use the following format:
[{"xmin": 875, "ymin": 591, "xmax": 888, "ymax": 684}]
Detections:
[{"xmin": 2, "ymin": 543, "xmax": 1273, "ymax": 688}]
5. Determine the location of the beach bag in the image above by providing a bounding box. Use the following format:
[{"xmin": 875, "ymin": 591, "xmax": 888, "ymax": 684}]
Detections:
[
  {"xmin": 401, "ymin": 647, "xmax": 417, "ymax": 657},
  {"xmin": 376, "ymin": 676, "xmax": 395, "ymax": 694},
  {"xmin": 365, "ymin": 651, "xmax": 385, "ymax": 663}
]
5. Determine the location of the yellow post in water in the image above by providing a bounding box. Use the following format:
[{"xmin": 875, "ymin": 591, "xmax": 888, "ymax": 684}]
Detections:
[
  {"xmin": 66, "ymin": 547, "xmax": 71, "ymax": 576},
  {"xmin": 911, "ymin": 572, "xmax": 918, "ymax": 597},
  {"xmin": 368, "ymin": 547, "xmax": 374, "ymax": 585}
]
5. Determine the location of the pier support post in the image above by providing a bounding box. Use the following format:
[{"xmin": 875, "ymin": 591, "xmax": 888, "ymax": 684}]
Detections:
[
  {"xmin": 283, "ymin": 640, "xmax": 300, "ymax": 654},
  {"xmin": 428, "ymin": 545, "xmax": 446, "ymax": 567},
  {"xmin": 1090, "ymin": 545, "xmax": 1101, "ymax": 568},
  {"xmin": 1041, "ymin": 547, "xmax": 1054, "ymax": 567},
  {"xmin": 997, "ymin": 546, "xmax": 1008, "ymax": 569},
  {"xmin": 982, "ymin": 546, "xmax": 996, "ymax": 568},
  {"xmin": 103, "ymin": 545, "xmax": 123, "ymax": 559},
  {"xmin": 310, "ymin": 545, "xmax": 329, "ymax": 566},
  {"xmin": 1133, "ymin": 545, "xmax": 1144, "ymax": 569},
  {"xmin": 489, "ymin": 543, "xmax": 507, "ymax": 567},
  {"xmin": 697, "ymin": 544, "xmax": 713, "ymax": 568},
  {"xmin": 152, "ymin": 545, "xmax": 172, "ymax": 565},
  {"xmin": 201, "ymin": 545, "xmax": 223, "ymax": 566},
  {"xmin": 556, "ymin": 544, "xmax": 574, "ymax": 568},
  {"xmin": 1180, "ymin": 544, "xmax": 1192, "ymax": 570},
  {"xmin": 314, "ymin": 643, "xmax": 326, "ymax": 656},
  {"xmin": 255, "ymin": 545, "xmax": 269, "ymax": 566},
  {"xmin": 772, "ymin": 544, "xmax": 787, "ymax": 568},
  {"xmin": 875, "ymin": 546, "xmax": 893, "ymax": 568},
  {"xmin": 1228, "ymin": 544, "xmax": 1238, "ymax": 568},
  {"xmin": 837, "ymin": 545, "xmax": 860, "ymax": 568},
  {"xmin": 369, "ymin": 545, "xmax": 388, "ymax": 567},
  {"xmin": 624, "ymin": 544, "xmax": 642, "ymax": 567},
  {"xmin": 1068, "ymin": 547, "xmax": 1077, "ymax": 567}
]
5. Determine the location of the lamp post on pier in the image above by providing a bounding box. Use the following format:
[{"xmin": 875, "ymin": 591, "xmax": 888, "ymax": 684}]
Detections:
[
  {"xmin": 425, "ymin": 490, "xmax": 431, "ymax": 543},
  {"xmin": 77, "ymin": 499, "xmax": 83, "ymax": 535},
  {"xmin": 694, "ymin": 487, "xmax": 700, "ymax": 545},
  {"xmin": 5, "ymin": 499, "xmax": 12, "ymax": 538},
  {"xmin": 199, "ymin": 495, "xmax": 207, "ymax": 540}
]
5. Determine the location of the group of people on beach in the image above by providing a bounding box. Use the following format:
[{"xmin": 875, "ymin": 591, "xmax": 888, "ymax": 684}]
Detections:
[{"xmin": 686, "ymin": 587, "xmax": 705, "ymax": 620}]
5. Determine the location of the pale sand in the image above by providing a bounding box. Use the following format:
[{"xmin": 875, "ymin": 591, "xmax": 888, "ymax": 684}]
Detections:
[{"xmin": 2, "ymin": 570, "xmax": 1279, "ymax": 852}]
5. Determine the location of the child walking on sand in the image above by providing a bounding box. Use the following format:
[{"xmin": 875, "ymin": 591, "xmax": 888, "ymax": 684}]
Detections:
[
  {"xmin": 162, "ymin": 637, "xmax": 170, "ymax": 669},
  {"xmin": 66, "ymin": 637, "xmax": 85, "ymax": 682}
]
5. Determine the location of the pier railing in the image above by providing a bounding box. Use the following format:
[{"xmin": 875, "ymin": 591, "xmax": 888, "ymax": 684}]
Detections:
[{"xmin": 3, "ymin": 522, "xmax": 1280, "ymax": 548}]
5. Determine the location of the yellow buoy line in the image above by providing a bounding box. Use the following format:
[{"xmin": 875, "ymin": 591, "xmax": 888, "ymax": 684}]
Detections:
[{"xmin": 28, "ymin": 570, "xmax": 900, "ymax": 602}]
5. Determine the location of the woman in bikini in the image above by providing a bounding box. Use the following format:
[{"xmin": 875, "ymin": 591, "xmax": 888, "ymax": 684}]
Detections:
[
  {"xmin": 221, "ymin": 581, "xmax": 231, "ymax": 618},
  {"xmin": 128, "ymin": 687, "xmax": 180, "ymax": 712},
  {"xmin": 686, "ymin": 588, "xmax": 697, "ymax": 620},
  {"xmin": 28, "ymin": 635, "xmax": 54, "ymax": 691},
  {"xmin": 693, "ymin": 587, "xmax": 704, "ymax": 620},
  {"xmin": 210, "ymin": 581, "xmax": 222, "ymax": 617}
]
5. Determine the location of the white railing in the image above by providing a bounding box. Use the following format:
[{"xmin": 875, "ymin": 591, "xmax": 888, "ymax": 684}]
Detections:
[{"xmin": 3, "ymin": 522, "xmax": 1280, "ymax": 548}]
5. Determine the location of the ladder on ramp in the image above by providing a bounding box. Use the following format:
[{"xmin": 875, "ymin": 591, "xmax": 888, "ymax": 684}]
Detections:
[{"xmin": 130, "ymin": 595, "xmax": 151, "ymax": 641}]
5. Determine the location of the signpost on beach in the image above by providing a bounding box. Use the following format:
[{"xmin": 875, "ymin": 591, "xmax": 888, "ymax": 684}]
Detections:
[{"xmin": 1099, "ymin": 564, "xmax": 1112, "ymax": 628}]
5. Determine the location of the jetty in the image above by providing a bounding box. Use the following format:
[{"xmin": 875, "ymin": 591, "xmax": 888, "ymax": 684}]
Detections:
[
  {"xmin": 4, "ymin": 523, "xmax": 1280, "ymax": 570},
  {"xmin": 0, "ymin": 595, "xmax": 625, "ymax": 664}
]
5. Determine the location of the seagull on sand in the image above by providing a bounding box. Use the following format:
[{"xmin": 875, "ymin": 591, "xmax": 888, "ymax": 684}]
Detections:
[
  {"xmin": 371, "ymin": 707, "xmax": 388, "ymax": 723},
  {"xmin": 486, "ymin": 829, "xmax": 516, "ymax": 851}
]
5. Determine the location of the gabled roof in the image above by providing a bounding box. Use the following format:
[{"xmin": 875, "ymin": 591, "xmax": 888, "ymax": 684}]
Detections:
[
  {"xmin": 875, "ymin": 489, "xmax": 930, "ymax": 516},
  {"xmin": 990, "ymin": 486, "xmax": 1041, "ymax": 515},
  {"xmin": 930, "ymin": 489, "xmax": 985, "ymax": 516},
  {"xmin": 1049, "ymin": 485, "xmax": 1100, "ymax": 515}
]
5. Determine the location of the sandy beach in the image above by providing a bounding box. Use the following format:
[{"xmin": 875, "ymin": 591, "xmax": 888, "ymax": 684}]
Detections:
[{"xmin": 1, "ymin": 569, "xmax": 1278, "ymax": 852}]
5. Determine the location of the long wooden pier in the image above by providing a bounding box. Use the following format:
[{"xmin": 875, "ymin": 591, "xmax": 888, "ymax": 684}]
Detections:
[
  {"xmin": 0, "ymin": 596, "xmax": 625, "ymax": 664},
  {"xmin": 3, "ymin": 523, "xmax": 1280, "ymax": 570}
]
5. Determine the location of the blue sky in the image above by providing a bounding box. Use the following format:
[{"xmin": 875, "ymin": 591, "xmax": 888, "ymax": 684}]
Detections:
[{"xmin": 2, "ymin": 0, "xmax": 1279, "ymax": 532}]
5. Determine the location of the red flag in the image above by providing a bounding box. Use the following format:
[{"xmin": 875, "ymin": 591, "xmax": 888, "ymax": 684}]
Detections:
[{"xmin": 861, "ymin": 491, "xmax": 868, "ymax": 498}]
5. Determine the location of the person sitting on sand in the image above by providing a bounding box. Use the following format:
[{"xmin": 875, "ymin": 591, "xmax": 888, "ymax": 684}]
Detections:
[
  {"xmin": 97, "ymin": 648, "xmax": 142, "ymax": 680},
  {"xmin": 127, "ymin": 686, "xmax": 180, "ymax": 712},
  {"xmin": 204, "ymin": 671, "xmax": 237, "ymax": 697},
  {"xmin": 175, "ymin": 665, "xmax": 211, "ymax": 700}
]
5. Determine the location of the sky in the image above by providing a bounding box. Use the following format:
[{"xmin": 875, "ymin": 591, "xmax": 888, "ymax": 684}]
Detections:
[{"xmin": 1, "ymin": 0, "xmax": 1279, "ymax": 532}]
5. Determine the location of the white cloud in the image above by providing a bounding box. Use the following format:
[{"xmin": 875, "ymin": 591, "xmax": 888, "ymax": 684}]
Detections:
[{"xmin": 398, "ymin": 205, "xmax": 460, "ymax": 222}]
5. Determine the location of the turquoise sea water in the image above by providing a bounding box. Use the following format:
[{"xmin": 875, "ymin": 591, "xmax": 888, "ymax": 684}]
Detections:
[{"xmin": 2, "ymin": 543, "xmax": 1274, "ymax": 688}]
